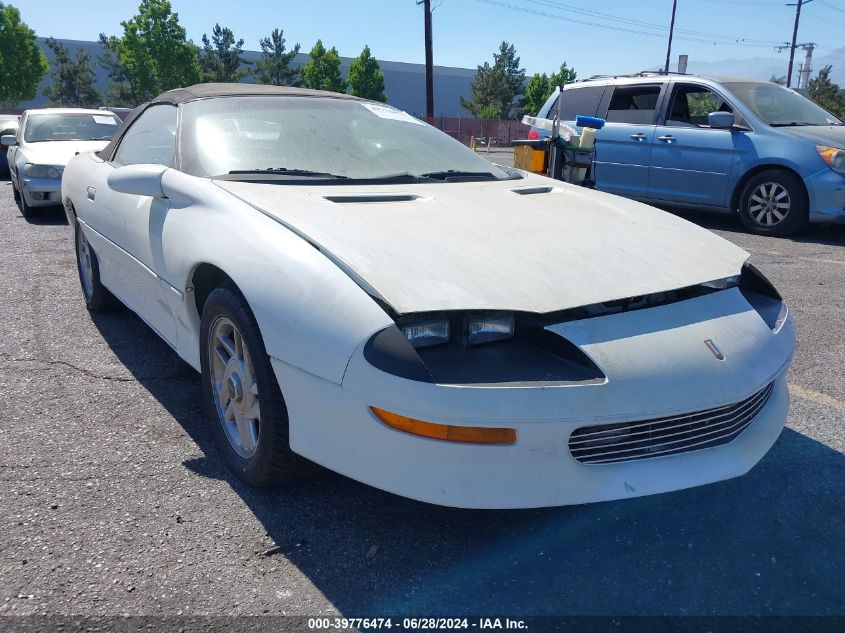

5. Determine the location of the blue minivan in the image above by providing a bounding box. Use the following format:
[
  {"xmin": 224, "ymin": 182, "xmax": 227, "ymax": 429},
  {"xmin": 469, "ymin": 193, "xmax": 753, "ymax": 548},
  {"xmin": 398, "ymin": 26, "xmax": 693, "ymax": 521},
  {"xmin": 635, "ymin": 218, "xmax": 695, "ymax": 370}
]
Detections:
[{"xmin": 534, "ymin": 74, "xmax": 845, "ymax": 236}]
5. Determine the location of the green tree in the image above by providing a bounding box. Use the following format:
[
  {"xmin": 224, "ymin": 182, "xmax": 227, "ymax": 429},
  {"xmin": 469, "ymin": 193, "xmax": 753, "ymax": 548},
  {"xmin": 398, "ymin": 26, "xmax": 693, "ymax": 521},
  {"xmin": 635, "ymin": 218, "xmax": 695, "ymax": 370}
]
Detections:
[
  {"xmin": 808, "ymin": 65, "xmax": 845, "ymax": 119},
  {"xmin": 519, "ymin": 62, "xmax": 577, "ymax": 117},
  {"xmin": 0, "ymin": 3, "xmax": 48, "ymax": 110},
  {"xmin": 521, "ymin": 73, "xmax": 551, "ymax": 117},
  {"xmin": 769, "ymin": 74, "xmax": 786, "ymax": 85},
  {"xmin": 550, "ymin": 62, "xmax": 577, "ymax": 89},
  {"xmin": 255, "ymin": 28, "xmax": 299, "ymax": 86},
  {"xmin": 201, "ymin": 23, "xmax": 249, "ymax": 83},
  {"xmin": 97, "ymin": 36, "xmax": 133, "ymax": 106},
  {"xmin": 347, "ymin": 45, "xmax": 386, "ymax": 102},
  {"xmin": 99, "ymin": 0, "xmax": 201, "ymax": 105},
  {"xmin": 43, "ymin": 38, "xmax": 100, "ymax": 107},
  {"xmin": 461, "ymin": 41, "xmax": 526, "ymax": 119},
  {"xmin": 300, "ymin": 40, "xmax": 347, "ymax": 93}
]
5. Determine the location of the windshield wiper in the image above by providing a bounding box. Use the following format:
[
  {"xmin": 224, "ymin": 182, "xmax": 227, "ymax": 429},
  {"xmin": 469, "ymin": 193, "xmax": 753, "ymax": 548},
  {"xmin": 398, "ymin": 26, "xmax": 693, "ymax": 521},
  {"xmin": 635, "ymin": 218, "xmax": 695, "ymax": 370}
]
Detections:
[
  {"xmin": 227, "ymin": 168, "xmax": 348, "ymax": 178},
  {"xmin": 769, "ymin": 121, "xmax": 818, "ymax": 127},
  {"xmin": 418, "ymin": 170, "xmax": 499, "ymax": 181}
]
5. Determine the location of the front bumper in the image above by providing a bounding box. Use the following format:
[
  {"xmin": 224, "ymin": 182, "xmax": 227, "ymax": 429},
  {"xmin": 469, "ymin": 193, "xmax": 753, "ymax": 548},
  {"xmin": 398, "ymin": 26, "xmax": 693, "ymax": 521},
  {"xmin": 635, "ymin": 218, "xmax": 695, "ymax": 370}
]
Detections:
[
  {"xmin": 21, "ymin": 175, "xmax": 62, "ymax": 207},
  {"xmin": 805, "ymin": 168, "xmax": 845, "ymax": 223},
  {"xmin": 274, "ymin": 288, "xmax": 795, "ymax": 509}
]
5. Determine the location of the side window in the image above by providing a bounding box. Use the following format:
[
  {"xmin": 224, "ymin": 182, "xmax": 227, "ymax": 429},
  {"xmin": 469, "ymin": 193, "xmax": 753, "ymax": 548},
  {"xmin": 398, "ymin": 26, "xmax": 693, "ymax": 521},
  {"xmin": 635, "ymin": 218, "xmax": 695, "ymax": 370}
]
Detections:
[
  {"xmin": 558, "ymin": 86, "xmax": 606, "ymax": 120},
  {"xmin": 605, "ymin": 85, "xmax": 662, "ymax": 124},
  {"xmin": 113, "ymin": 105, "xmax": 177, "ymax": 166},
  {"xmin": 667, "ymin": 84, "xmax": 733, "ymax": 127}
]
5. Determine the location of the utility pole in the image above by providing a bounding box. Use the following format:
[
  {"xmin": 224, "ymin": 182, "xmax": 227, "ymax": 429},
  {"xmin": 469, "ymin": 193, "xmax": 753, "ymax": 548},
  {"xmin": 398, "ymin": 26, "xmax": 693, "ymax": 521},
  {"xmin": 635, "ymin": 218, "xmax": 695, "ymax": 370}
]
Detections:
[
  {"xmin": 797, "ymin": 43, "xmax": 816, "ymax": 90},
  {"xmin": 417, "ymin": 0, "xmax": 434, "ymax": 118},
  {"xmin": 785, "ymin": 0, "xmax": 812, "ymax": 88},
  {"xmin": 664, "ymin": 0, "xmax": 677, "ymax": 74}
]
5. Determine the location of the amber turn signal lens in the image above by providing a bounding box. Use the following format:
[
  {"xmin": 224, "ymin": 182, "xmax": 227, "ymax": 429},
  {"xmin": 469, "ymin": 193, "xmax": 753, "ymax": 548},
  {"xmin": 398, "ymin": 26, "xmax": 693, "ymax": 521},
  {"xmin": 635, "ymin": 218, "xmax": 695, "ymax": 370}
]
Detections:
[{"xmin": 370, "ymin": 407, "xmax": 516, "ymax": 445}]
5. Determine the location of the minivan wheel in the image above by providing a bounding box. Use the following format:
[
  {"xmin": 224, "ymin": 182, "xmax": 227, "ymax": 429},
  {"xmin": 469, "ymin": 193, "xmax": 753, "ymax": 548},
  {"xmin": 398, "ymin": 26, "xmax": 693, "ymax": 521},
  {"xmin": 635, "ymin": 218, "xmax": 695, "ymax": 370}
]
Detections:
[
  {"xmin": 199, "ymin": 285, "xmax": 316, "ymax": 487},
  {"xmin": 738, "ymin": 169, "xmax": 808, "ymax": 236}
]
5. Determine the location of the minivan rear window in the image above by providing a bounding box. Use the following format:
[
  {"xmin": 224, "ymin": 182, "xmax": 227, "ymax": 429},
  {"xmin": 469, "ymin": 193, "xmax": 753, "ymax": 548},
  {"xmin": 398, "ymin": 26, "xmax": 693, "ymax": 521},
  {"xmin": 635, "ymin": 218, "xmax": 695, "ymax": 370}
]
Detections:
[
  {"xmin": 605, "ymin": 85, "xmax": 662, "ymax": 124},
  {"xmin": 549, "ymin": 86, "xmax": 606, "ymax": 121}
]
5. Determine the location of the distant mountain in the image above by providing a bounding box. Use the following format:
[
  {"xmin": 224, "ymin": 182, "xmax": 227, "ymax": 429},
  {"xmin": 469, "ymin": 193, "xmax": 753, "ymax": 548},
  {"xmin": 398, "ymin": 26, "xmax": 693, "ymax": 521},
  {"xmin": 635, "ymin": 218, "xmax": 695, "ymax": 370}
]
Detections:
[{"xmin": 682, "ymin": 46, "xmax": 845, "ymax": 84}]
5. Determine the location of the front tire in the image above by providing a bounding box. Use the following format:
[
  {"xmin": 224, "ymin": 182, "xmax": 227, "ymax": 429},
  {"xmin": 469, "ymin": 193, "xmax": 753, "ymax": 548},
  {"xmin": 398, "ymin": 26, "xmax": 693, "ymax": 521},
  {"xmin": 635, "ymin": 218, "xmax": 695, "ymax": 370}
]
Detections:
[
  {"xmin": 738, "ymin": 169, "xmax": 808, "ymax": 236},
  {"xmin": 200, "ymin": 286, "xmax": 315, "ymax": 487},
  {"xmin": 74, "ymin": 221, "xmax": 118, "ymax": 311},
  {"xmin": 16, "ymin": 183, "xmax": 34, "ymax": 219}
]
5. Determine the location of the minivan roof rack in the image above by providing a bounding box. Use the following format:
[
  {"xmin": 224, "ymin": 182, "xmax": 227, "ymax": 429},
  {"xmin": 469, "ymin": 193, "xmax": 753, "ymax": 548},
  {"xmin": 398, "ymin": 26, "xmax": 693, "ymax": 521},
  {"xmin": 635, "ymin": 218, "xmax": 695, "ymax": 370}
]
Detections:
[{"xmin": 575, "ymin": 70, "xmax": 692, "ymax": 83}]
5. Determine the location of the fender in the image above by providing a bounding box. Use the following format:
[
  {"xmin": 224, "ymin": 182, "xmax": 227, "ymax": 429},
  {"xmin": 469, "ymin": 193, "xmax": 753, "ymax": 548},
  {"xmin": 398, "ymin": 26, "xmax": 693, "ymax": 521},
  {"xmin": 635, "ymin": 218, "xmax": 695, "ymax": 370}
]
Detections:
[{"xmin": 157, "ymin": 169, "xmax": 393, "ymax": 384}]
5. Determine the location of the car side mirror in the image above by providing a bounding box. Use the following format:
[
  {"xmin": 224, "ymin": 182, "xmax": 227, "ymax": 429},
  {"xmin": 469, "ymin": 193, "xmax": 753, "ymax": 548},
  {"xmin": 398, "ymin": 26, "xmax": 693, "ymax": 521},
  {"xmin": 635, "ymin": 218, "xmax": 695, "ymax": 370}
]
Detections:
[
  {"xmin": 1, "ymin": 135, "xmax": 17, "ymax": 147},
  {"xmin": 708, "ymin": 112, "xmax": 735, "ymax": 129},
  {"xmin": 107, "ymin": 164, "xmax": 168, "ymax": 198}
]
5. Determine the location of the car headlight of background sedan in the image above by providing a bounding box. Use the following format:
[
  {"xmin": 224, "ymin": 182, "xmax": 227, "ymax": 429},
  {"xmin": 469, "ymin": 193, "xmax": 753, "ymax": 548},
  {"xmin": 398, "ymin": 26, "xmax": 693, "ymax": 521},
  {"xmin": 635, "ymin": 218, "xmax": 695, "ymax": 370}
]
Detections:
[
  {"xmin": 816, "ymin": 145, "xmax": 845, "ymax": 173},
  {"xmin": 23, "ymin": 164, "xmax": 61, "ymax": 179}
]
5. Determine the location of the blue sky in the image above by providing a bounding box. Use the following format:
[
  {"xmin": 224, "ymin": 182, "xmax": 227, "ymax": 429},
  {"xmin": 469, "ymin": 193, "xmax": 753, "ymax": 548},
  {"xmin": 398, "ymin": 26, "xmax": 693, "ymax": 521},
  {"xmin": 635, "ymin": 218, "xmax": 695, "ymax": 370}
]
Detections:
[{"xmin": 20, "ymin": 0, "xmax": 845, "ymax": 78}]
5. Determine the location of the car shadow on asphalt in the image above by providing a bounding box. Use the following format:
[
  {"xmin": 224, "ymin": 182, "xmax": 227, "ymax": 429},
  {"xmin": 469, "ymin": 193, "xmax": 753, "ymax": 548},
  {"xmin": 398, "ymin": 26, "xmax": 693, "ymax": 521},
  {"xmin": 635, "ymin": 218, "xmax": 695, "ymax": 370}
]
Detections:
[
  {"xmin": 20, "ymin": 209, "xmax": 68, "ymax": 226},
  {"xmin": 89, "ymin": 308, "xmax": 845, "ymax": 616}
]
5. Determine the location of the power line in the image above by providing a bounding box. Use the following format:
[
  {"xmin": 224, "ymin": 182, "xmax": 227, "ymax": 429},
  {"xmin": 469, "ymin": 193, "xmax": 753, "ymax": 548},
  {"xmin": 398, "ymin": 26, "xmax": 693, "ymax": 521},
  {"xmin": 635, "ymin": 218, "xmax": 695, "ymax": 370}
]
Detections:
[
  {"xmin": 523, "ymin": 0, "xmax": 781, "ymax": 45},
  {"xmin": 476, "ymin": 0, "xmax": 785, "ymax": 48},
  {"xmin": 804, "ymin": 12, "xmax": 845, "ymax": 30},
  {"xmin": 700, "ymin": 0, "xmax": 785, "ymax": 5},
  {"xmin": 817, "ymin": 0, "xmax": 845, "ymax": 14}
]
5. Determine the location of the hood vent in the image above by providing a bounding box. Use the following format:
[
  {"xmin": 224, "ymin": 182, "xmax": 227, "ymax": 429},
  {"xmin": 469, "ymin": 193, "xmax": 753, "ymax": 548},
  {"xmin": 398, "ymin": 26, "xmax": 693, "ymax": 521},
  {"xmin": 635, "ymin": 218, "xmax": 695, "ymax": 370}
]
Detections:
[
  {"xmin": 510, "ymin": 186, "xmax": 562, "ymax": 196},
  {"xmin": 323, "ymin": 193, "xmax": 421, "ymax": 204}
]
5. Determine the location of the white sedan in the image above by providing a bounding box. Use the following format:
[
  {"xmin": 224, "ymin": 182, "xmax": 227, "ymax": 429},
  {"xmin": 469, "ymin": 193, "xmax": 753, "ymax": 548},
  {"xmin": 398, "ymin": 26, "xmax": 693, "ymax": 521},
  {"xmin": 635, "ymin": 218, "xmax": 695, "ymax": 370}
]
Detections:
[
  {"xmin": 61, "ymin": 83, "xmax": 795, "ymax": 509},
  {"xmin": 3, "ymin": 108, "xmax": 121, "ymax": 217}
]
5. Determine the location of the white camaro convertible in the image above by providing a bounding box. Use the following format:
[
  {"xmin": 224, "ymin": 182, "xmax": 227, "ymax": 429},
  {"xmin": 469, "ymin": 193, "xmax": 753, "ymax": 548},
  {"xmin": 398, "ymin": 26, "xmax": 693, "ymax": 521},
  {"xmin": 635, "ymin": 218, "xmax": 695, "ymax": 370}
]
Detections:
[{"xmin": 61, "ymin": 84, "xmax": 795, "ymax": 509}]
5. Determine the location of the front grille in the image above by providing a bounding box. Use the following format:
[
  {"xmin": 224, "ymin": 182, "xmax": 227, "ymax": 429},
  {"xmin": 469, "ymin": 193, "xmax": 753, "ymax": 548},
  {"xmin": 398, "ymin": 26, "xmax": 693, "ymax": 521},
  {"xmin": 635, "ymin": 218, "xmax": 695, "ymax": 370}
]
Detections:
[{"xmin": 568, "ymin": 382, "xmax": 775, "ymax": 465}]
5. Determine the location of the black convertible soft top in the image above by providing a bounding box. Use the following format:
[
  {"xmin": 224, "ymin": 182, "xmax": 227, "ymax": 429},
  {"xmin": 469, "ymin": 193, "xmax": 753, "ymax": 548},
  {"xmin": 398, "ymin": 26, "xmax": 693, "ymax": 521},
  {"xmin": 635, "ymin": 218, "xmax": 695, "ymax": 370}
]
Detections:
[
  {"xmin": 152, "ymin": 82, "xmax": 361, "ymax": 104},
  {"xmin": 99, "ymin": 83, "xmax": 362, "ymax": 161}
]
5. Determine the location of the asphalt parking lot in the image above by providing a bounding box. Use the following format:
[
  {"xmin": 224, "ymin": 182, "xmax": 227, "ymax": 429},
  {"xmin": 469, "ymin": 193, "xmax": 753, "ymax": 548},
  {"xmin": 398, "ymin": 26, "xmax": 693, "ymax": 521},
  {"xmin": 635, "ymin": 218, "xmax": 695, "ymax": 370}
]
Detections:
[{"xmin": 0, "ymin": 168, "xmax": 843, "ymax": 622}]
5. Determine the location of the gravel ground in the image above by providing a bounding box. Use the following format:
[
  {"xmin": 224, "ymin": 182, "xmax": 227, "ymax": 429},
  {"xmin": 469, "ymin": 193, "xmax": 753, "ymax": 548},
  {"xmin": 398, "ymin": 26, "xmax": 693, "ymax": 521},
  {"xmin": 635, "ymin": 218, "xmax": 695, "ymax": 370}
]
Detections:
[{"xmin": 0, "ymin": 172, "xmax": 843, "ymax": 625}]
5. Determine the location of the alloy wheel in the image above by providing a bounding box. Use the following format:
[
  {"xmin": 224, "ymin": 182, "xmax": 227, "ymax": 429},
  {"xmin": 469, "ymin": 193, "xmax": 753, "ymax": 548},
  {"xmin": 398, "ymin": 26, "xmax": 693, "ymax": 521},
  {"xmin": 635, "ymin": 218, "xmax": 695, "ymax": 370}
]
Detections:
[
  {"xmin": 748, "ymin": 182, "xmax": 791, "ymax": 227},
  {"xmin": 208, "ymin": 316, "xmax": 261, "ymax": 459}
]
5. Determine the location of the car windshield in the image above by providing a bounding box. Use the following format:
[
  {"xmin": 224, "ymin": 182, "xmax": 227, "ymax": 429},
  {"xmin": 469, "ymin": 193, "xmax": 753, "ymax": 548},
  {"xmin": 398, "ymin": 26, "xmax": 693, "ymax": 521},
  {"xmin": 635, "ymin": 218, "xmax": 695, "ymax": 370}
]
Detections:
[
  {"xmin": 725, "ymin": 82, "xmax": 843, "ymax": 126},
  {"xmin": 180, "ymin": 96, "xmax": 515, "ymax": 182},
  {"xmin": 24, "ymin": 113, "xmax": 121, "ymax": 142}
]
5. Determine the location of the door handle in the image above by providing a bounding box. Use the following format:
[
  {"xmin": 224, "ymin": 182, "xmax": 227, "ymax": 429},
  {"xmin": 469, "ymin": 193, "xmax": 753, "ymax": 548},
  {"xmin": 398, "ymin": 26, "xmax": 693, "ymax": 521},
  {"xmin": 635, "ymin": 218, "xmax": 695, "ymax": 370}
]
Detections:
[
  {"xmin": 630, "ymin": 133, "xmax": 647, "ymax": 142},
  {"xmin": 657, "ymin": 135, "xmax": 676, "ymax": 143},
  {"xmin": 87, "ymin": 186, "xmax": 96, "ymax": 201}
]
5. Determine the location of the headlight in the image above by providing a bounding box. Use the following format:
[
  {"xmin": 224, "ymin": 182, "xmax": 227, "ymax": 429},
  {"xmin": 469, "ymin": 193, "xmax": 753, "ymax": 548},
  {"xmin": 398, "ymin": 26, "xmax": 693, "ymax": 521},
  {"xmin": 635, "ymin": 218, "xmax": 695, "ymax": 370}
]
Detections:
[
  {"xmin": 399, "ymin": 311, "xmax": 516, "ymax": 348},
  {"xmin": 466, "ymin": 313, "xmax": 515, "ymax": 345},
  {"xmin": 23, "ymin": 164, "xmax": 61, "ymax": 178},
  {"xmin": 817, "ymin": 146, "xmax": 845, "ymax": 173},
  {"xmin": 401, "ymin": 318, "xmax": 450, "ymax": 348}
]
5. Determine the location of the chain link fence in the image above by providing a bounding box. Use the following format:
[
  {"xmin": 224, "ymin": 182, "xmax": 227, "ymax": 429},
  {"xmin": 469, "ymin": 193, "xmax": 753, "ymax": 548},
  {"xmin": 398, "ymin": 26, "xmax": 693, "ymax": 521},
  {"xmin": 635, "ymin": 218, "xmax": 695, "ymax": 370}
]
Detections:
[{"xmin": 420, "ymin": 116, "xmax": 531, "ymax": 146}]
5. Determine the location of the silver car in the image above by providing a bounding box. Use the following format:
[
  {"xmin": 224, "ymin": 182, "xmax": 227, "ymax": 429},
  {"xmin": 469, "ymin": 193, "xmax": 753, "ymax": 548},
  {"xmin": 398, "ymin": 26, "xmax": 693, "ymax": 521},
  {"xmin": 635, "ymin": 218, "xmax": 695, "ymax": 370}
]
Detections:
[{"xmin": 2, "ymin": 108, "xmax": 121, "ymax": 217}]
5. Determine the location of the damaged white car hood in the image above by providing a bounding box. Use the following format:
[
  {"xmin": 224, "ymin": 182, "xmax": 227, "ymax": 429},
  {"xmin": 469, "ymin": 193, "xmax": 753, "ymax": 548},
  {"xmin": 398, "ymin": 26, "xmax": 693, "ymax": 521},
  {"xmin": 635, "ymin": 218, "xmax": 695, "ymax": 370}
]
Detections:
[{"xmin": 216, "ymin": 176, "xmax": 749, "ymax": 315}]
